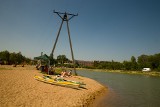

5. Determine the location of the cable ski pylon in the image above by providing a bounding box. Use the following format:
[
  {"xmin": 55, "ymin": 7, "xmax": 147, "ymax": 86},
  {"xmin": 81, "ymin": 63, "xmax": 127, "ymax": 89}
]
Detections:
[{"xmin": 50, "ymin": 10, "xmax": 78, "ymax": 76}]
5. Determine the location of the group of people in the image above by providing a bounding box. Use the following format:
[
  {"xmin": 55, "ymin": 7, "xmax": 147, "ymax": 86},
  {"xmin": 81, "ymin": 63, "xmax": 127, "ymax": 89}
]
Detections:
[{"xmin": 36, "ymin": 64, "xmax": 72, "ymax": 77}]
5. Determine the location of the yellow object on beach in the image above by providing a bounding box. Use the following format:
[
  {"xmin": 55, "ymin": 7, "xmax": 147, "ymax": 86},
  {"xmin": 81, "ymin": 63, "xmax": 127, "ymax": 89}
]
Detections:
[{"xmin": 34, "ymin": 75, "xmax": 80, "ymax": 89}]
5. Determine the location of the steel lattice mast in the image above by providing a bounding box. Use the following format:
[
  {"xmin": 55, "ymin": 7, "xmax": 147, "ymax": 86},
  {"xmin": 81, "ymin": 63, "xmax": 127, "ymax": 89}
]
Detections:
[{"xmin": 50, "ymin": 10, "xmax": 78, "ymax": 75}]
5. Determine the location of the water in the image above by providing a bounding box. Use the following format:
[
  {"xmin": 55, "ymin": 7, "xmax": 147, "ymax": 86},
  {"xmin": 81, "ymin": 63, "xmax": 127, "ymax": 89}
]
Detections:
[{"xmin": 77, "ymin": 70, "xmax": 160, "ymax": 107}]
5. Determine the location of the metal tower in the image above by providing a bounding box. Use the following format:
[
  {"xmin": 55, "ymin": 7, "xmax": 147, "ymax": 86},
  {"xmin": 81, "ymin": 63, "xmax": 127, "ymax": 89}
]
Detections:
[{"xmin": 50, "ymin": 10, "xmax": 78, "ymax": 75}]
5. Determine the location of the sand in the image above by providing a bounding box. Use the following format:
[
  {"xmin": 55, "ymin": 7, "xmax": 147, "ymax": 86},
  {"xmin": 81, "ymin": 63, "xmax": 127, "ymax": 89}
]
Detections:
[{"xmin": 0, "ymin": 65, "xmax": 107, "ymax": 107}]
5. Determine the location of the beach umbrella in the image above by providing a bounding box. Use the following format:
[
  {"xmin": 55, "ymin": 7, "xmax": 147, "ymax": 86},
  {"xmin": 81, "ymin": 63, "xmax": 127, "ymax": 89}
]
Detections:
[
  {"xmin": 34, "ymin": 54, "xmax": 49, "ymax": 61},
  {"xmin": 34, "ymin": 54, "xmax": 50, "ymax": 74}
]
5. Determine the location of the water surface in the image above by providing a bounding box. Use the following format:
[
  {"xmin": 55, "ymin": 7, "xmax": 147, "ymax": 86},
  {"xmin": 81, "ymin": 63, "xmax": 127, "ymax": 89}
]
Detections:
[{"xmin": 77, "ymin": 70, "xmax": 160, "ymax": 107}]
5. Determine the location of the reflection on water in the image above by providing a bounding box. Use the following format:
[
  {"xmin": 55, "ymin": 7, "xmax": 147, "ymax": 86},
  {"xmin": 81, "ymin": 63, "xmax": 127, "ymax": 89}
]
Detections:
[{"xmin": 77, "ymin": 70, "xmax": 160, "ymax": 107}]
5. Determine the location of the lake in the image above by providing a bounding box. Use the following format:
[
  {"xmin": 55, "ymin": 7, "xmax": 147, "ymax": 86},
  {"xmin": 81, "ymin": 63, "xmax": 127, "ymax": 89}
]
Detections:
[{"xmin": 77, "ymin": 70, "xmax": 160, "ymax": 107}]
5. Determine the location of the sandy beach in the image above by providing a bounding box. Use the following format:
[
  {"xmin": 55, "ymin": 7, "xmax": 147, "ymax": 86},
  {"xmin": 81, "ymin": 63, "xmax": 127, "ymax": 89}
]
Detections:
[{"xmin": 0, "ymin": 65, "xmax": 107, "ymax": 107}]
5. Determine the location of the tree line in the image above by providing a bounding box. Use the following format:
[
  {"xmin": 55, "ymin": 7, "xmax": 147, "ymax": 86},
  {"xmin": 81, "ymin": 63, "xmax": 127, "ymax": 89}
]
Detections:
[
  {"xmin": 0, "ymin": 50, "xmax": 31, "ymax": 65},
  {"xmin": 93, "ymin": 53, "xmax": 160, "ymax": 72},
  {"xmin": 53, "ymin": 53, "xmax": 160, "ymax": 72},
  {"xmin": 49, "ymin": 55, "xmax": 74, "ymax": 68},
  {"xmin": 1, "ymin": 50, "xmax": 160, "ymax": 71}
]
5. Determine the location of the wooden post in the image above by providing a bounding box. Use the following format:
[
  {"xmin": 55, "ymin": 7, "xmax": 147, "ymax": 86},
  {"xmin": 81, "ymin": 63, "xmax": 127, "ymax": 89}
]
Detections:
[
  {"xmin": 50, "ymin": 20, "xmax": 64, "ymax": 58},
  {"xmin": 66, "ymin": 16, "xmax": 77, "ymax": 75}
]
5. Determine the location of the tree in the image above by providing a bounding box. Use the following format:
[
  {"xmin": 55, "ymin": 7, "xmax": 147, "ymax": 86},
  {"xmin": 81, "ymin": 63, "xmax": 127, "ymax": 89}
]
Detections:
[
  {"xmin": 9, "ymin": 52, "xmax": 17, "ymax": 64},
  {"xmin": 57, "ymin": 55, "xmax": 69, "ymax": 65},
  {"xmin": 131, "ymin": 56, "xmax": 138, "ymax": 70},
  {"xmin": 16, "ymin": 52, "xmax": 25, "ymax": 64},
  {"xmin": 157, "ymin": 65, "xmax": 160, "ymax": 72},
  {"xmin": 0, "ymin": 50, "xmax": 10, "ymax": 64},
  {"xmin": 131, "ymin": 56, "xmax": 136, "ymax": 63},
  {"xmin": 123, "ymin": 61, "xmax": 132, "ymax": 70},
  {"xmin": 151, "ymin": 54, "xmax": 160, "ymax": 69},
  {"xmin": 137, "ymin": 55, "xmax": 151, "ymax": 69},
  {"xmin": 49, "ymin": 55, "xmax": 57, "ymax": 65},
  {"xmin": 0, "ymin": 50, "xmax": 31, "ymax": 65},
  {"xmin": 93, "ymin": 61, "xmax": 99, "ymax": 68},
  {"xmin": 112, "ymin": 61, "xmax": 123, "ymax": 70}
]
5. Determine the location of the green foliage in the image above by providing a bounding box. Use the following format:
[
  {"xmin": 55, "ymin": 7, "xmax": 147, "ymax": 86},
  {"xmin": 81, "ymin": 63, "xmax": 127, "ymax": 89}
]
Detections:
[
  {"xmin": 157, "ymin": 65, "xmax": 160, "ymax": 72},
  {"xmin": 57, "ymin": 55, "xmax": 69, "ymax": 64},
  {"xmin": 0, "ymin": 50, "xmax": 31, "ymax": 65},
  {"xmin": 137, "ymin": 53, "xmax": 160, "ymax": 71},
  {"xmin": 54, "ymin": 68, "xmax": 63, "ymax": 75},
  {"xmin": 0, "ymin": 67, "xmax": 13, "ymax": 70},
  {"xmin": 49, "ymin": 56, "xmax": 56, "ymax": 65},
  {"xmin": 93, "ymin": 53, "xmax": 160, "ymax": 72},
  {"xmin": 123, "ymin": 61, "xmax": 132, "ymax": 70},
  {"xmin": 1, "ymin": 50, "xmax": 160, "ymax": 72},
  {"xmin": 0, "ymin": 50, "xmax": 10, "ymax": 64},
  {"xmin": 93, "ymin": 61, "xmax": 123, "ymax": 70}
]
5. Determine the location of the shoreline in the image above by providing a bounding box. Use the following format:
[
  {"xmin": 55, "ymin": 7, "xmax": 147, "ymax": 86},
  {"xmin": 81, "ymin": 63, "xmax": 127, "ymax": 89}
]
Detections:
[
  {"xmin": 89, "ymin": 88, "xmax": 108, "ymax": 107},
  {"xmin": 0, "ymin": 65, "xmax": 107, "ymax": 107},
  {"xmin": 77, "ymin": 68, "xmax": 160, "ymax": 77}
]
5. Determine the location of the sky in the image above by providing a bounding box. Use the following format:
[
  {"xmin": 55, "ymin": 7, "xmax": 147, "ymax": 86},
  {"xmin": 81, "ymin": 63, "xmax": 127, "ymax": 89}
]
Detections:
[{"xmin": 0, "ymin": 0, "xmax": 160, "ymax": 62}]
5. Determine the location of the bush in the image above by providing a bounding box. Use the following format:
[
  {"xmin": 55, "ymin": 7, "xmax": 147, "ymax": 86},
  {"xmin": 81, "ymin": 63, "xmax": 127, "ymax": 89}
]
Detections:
[{"xmin": 54, "ymin": 68, "xmax": 63, "ymax": 75}]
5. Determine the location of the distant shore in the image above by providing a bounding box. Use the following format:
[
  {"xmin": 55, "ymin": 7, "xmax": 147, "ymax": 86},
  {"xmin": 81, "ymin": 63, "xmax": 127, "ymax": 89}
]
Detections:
[
  {"xmin": 0, "ymin": 65, "xmax": 107, "ymax": 107},
  {"xmin": 76, "ymin": 68, "xmax": 160, "ymax": 77}
]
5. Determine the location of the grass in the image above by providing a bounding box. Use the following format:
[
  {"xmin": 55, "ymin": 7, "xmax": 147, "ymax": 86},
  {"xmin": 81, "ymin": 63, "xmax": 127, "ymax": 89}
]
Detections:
[
  {"xmin": 77, "ymin": 68, "xmax": 160, "ymax": 77},
  {"xmin": 0, "ymin": 67, "xmax": 13, "ymax": 70}
]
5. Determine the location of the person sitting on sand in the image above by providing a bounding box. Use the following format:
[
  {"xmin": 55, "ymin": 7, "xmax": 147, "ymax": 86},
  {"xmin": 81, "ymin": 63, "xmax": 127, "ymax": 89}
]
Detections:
[
  {"xmin": 44, "ymin": 65, "xmax": 48, "ymax": 73},
  {"xmin": 49, "ymin": 66, "xmax": 55, "ymax": 75},
  {"xmin": 36, "ymin": 64, "xmax": 41, "ymax": 70},
  {"xmin": 67, "ymin": 70, "xmax": 72, "ymax": 77},
  {"xmin": 12, "ymin": 62, "xmax": 18, "ymax": 67},
  {"xmin": 61, "ymin": 70, "xmax": 72, "ymax": 77},
  {"xmin": 61, "ymin": 70, "xmax": 66, "ymax": 77}
]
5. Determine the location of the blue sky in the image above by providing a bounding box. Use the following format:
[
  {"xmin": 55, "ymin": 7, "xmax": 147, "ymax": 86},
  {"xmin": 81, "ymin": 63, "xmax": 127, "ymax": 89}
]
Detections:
[{"xmin": 0, "ymin": 0, "xmax": 160, "ymax": 61}]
